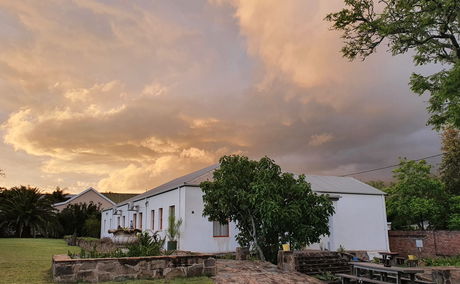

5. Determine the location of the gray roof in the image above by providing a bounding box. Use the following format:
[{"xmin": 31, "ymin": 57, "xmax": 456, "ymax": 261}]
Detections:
[
  {"xmin": 305, "ymin": 175, "xmax": 385, "ymax": 195},
  {"xmin": 112, "ymin": 164, "xmax": 219, "ymax": 209},
  {"xmin": 106, "ymin": 164, "xmax": 384, "ymax": 211}
]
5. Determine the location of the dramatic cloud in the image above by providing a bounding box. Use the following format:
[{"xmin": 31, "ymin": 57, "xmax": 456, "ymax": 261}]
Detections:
[{"xmin": 0, "ymin": 0, "xmax": 440, "ymax": 193}]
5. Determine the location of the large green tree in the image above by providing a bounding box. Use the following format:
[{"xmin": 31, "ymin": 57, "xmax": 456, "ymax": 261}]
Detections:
[
  {"xmin": 386, "ymin": 158, "xmax": 449, "ymax": 230},
  {"xmin": 440, "ymin": 127, "xmax": 460, "ymax": 195},
  {"xmin": 0, "ymin": 186, "xmax": 58, "ymax": 237},
  {"xmin": 326, "ymin": 0, "xmax": 460, "ymax": 129},
  {"xmin": 447, "ymin": 195, "xmax": 460, "ymax": 229},
  {"xmin": 201, "ymin": 155, "xmax": 334, "ymax": 263}
]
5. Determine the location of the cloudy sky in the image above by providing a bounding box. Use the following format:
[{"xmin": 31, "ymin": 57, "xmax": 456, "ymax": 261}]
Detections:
[{"xmin": 0, "ymin": 0, "xmax": 442, "ymax": 193}]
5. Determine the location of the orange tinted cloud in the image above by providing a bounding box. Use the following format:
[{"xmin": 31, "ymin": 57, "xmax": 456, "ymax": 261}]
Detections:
[{"xmin": 0, "ymin": 0, "xmax": 440, "ymax": 192}]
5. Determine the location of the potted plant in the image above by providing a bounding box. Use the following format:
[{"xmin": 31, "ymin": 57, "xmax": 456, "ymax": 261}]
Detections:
[{"xmin": 166, "ymin": 214, "xmax": 182, "ymax": 251}]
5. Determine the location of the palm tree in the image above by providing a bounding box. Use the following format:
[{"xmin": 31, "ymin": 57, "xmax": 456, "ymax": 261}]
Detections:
[{"xmin": 0, "ymin": 186, "xmax": 58, "ymax": 237}]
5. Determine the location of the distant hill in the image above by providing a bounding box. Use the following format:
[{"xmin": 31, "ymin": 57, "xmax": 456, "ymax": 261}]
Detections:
[{"xmin": 101, "ymin": 192, "xmax": 139, "ymax": 204}]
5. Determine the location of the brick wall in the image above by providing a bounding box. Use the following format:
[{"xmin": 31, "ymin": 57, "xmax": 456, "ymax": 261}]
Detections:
[{"xmin": 388, "ymin": 231, "xmax": 460, "ymax": 258}]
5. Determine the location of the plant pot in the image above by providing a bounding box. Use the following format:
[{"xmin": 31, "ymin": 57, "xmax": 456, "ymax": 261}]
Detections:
[
  {"xmin": 111, "ymin": 229, "xmax": 140, "ymax": 244},
  {"xmin": 167, "ymin": 240, "xmax": 177, "ymax": 250}
]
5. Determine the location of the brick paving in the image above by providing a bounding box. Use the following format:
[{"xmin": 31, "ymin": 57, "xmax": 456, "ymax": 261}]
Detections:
[{"xmin": 213, "ymin": 259, "xmax": 325, "ymax": 284}]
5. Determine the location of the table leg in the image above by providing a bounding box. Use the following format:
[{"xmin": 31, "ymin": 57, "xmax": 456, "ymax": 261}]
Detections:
[{"xmin": 396, "ymin": 272, "xmax": 402, "ymax": 284}]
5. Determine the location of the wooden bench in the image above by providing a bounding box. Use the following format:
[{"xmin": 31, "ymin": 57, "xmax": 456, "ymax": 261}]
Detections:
[
  {"xmin": 385, "ymin": 275, "xmax": 435, "ymax": 284},
  {"xmin": 336, "ymin": 273, "xmax": 389, "ymax": 284}
]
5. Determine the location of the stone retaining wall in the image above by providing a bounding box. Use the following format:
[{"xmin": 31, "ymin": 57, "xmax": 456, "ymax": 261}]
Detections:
[
  {"xmin": 76, "ymin": 238, "xmax": 121, "ymax": 253},
  {"xmin": 52, "ymin": 254, "xmax": 217, "ymax": 283}
]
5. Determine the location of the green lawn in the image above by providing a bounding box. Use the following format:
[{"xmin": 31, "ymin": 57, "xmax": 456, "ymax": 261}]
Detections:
[{"xmin": 0, "ymin": 238, "xmax": 212, "ymax": 284}]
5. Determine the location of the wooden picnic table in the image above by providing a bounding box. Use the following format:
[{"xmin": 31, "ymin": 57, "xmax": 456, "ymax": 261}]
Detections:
[
  {"xmin": 379, "ymin": 251, "xmax": 399, "ymax": 266},
  {"xmin": 350, "ymin": 262, "xmax": 425, "ymax": 284}
]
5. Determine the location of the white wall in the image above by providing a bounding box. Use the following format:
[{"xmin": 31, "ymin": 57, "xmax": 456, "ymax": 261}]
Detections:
[
  {"xmin": 328, "ymin": 193, "xmax": 389, "ymax": 252},
  {"xmin": 100, "ymin": 186, "xmax": 238, "ymax": 253},
  {"xmin": 180, "ymin": 186, "xmax": 239, "ymax": 253},
  {"xmin": 101, "ymin": 203, "xmax": 129, "ymax": 238},
  {"xmin": 101, "ymin": 188, "xmax": 388, "ymax": 254}
]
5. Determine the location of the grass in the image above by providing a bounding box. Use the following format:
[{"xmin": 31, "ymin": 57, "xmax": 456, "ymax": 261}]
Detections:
[
  {"xmin": 0, "ymin": 238, "xmax": 80, "ymax": 284},
  {"xmin": 0, "ymin": 238, "xmax": 213, "ymax": 284}
]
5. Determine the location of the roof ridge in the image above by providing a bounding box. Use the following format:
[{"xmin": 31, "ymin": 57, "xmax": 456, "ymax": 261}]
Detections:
[
  {"xmin": 53, "ymin": 187, "xmax": 116, "ymax": 207},
  {"xmin": 110, "ymin": 163, "xmax": 219, "ymax": 209}
]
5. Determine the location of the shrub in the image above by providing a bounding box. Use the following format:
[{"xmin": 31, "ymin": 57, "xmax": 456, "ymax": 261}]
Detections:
[
  {"xmin": 423, "ymin": 256, "xmax": 460, "ymax": 267},
  {"xmin": 315, "ymin": 272, "xmax": 339, "ymax": 281},
  {"xmin": 127, "ymin": 231, "xmax": 165, "ymax": 257},
  {"xmin": 83, "ymin": 216, "xmax": 100, "ymax": 238}
]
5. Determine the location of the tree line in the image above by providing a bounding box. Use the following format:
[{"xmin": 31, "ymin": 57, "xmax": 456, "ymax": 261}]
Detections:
[
  {"xmin": 0, "ymin": 186, "xmax": 101, "ymax": 238},
  {"xmin": 369, "ymin": 128, "xmax": 460, "ymax": 230}
]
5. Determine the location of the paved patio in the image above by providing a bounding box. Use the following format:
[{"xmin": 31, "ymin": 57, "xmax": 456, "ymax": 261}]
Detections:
[{"xmin": 213, "ymin": 259, "xmax": 325, "ymax": 284}]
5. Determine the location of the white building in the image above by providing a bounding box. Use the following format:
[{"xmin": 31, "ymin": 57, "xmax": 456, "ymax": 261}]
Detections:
[{"xmin": 101, "ymin": 165, "xmax": 389, "ymax": 253}]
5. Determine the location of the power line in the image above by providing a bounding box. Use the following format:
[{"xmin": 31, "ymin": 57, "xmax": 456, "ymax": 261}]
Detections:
[{"xmin": 340, "ymin": 153, "xmax": 443, "ymax": 177}]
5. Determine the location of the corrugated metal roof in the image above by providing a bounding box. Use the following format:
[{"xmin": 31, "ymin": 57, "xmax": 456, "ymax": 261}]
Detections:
[
  {"xmin": 106, "ymin": 164, "xmax": 384, "ymax": 211},
  {"xmin": 305, "ymin": 175, "xmax": 385, "ymax": 195},
  {"xmin": 113, "ymin": 164, "xmax": 219, "ymax": 208}
]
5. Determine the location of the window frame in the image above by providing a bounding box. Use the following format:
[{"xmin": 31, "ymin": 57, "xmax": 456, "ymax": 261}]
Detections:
[
  {"xmin": 212, "ymin": 221, "xmax": 229, "ymax": 238},
  {"xmin": 159, "ymin": 208, "xmax": 163, "ymax": 230},
  {"xmin": 169, "ymin": 205, "xmax": 175, "ymax": 219},
  {"xmin": 139, "ymin": 212, "xmax": 143, "ymax": 229}
]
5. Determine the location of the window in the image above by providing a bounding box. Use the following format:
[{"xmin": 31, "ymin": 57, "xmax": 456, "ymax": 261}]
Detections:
[
  {"xmin": 133, "ymin": 213, "xmax": 137, "ymax": 229},
  {"xmin": 213, "ymin": 221, "xmax": 229, "ymax": 237},
  {"xmin": 104, "ymin": 220, "xmax": 106, "ymax": 232},
  {"xmin": 122, "ymin": 216, "xmax": 126, "ymax": 227},
  {"xmin": 151, "ymin": 210, "xmax": 155, "ymax": 230},
  {"xmin": 169, "ymin": 205, "xmax": 175, "ymax": 219},
  {"xmin": 139, "ymin": 212, "xmax": 143, "ymax": 229},
  {"xmin": 117, "ymin": 216, "xmax": 120, "ymax": 227},
  {"xmin": 159, "ymin": 208, "xmax": 163, "ymax": 230}
]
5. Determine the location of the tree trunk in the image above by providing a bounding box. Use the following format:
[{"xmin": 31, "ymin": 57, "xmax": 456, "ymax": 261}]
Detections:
[
  {"xmin": 18, "ymin": 224, "xmax": 23, "ymax": 238},
  {"xmin": 249, "ymin": 215, "xmax": 265, "ymax": 261}
]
